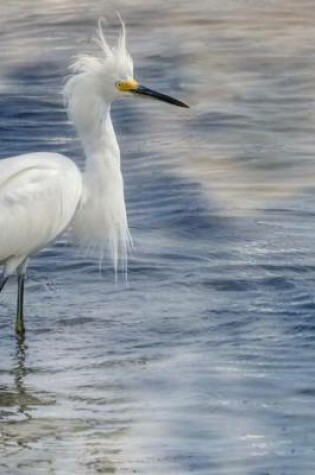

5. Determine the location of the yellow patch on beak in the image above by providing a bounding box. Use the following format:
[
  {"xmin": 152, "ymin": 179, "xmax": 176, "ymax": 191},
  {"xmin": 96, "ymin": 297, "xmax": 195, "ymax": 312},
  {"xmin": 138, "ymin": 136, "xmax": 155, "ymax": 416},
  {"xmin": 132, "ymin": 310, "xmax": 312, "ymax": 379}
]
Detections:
[{"xmin": 116, "ymin": 79, "xmax": 139, "ymax": 92}]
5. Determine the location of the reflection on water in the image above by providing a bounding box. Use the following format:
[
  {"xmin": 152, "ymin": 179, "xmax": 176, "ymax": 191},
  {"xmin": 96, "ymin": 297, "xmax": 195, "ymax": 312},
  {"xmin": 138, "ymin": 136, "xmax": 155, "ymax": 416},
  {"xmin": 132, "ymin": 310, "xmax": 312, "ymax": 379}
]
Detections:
[
  {"xmin": 0, "ymin": 338, "xmax": 32, "ymax": 421},
  {"xmin": 1, "ymin": 1, "xmax": 315, "ymax": 474}
]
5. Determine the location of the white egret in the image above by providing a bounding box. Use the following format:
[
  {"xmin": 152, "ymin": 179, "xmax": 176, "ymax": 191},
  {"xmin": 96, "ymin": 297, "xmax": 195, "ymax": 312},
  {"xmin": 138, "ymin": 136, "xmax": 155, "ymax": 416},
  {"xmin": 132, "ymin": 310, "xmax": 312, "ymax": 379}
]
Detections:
[{"xmin": 0, "ymin": 20, "xmax": 188, "ymax": 335}]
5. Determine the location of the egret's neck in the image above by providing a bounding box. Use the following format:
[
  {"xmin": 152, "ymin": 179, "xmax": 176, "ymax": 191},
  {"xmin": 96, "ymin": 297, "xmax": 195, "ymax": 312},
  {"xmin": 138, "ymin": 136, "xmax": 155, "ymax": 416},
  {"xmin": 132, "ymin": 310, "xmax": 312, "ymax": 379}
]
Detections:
[
  {"xmin": 71, "ymin": 92, "xmax": 130, "ymax": 270},
  {"xmin": 77, "ymin": 100, "xmax": 120, "ymax": 176}
]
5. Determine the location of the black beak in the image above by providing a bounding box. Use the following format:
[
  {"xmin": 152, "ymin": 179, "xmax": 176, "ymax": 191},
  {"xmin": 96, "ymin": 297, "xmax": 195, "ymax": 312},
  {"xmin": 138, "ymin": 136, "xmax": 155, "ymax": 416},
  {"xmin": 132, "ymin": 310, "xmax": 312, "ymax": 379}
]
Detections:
[{"xmin": 132, "ymin": 85, "xmax": 189, "ymax": 108}]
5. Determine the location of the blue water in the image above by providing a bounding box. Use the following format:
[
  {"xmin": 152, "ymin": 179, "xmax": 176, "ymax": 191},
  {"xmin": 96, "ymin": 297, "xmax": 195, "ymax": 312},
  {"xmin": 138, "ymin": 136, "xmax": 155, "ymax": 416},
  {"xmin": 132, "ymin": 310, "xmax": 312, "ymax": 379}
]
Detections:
[{"xmin": 0, "ymin": 1, "xmax": 315, "ymax": 474}]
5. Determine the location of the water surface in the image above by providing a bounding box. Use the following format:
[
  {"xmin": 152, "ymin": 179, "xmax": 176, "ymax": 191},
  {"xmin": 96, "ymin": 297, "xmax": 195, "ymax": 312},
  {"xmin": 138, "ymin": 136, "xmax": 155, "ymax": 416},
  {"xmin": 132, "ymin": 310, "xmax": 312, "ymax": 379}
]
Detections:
[{"xmin": 1, "ymin": 1, "xmax": 315, "ymax": 474}]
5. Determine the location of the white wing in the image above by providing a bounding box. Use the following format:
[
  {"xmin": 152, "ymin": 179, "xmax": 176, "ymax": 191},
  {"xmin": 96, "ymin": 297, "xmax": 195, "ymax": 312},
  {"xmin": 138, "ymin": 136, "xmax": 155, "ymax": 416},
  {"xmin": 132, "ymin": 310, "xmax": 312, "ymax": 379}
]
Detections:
[{"xmin": 0, "ymin": 152, "xmax": 82, "ymax": 272}]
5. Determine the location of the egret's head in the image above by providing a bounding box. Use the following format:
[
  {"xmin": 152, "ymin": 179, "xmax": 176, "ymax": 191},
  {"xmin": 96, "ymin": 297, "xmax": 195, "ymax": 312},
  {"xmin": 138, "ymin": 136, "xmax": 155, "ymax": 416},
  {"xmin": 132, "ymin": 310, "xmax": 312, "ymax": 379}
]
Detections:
[{"xmin": 65, "ymin": 18, "xmax": 188, "ymax": 109}]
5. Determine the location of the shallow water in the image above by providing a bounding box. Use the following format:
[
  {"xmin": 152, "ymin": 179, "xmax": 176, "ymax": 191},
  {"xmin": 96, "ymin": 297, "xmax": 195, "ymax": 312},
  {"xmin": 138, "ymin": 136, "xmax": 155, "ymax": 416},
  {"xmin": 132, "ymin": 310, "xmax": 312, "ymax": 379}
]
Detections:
[{"xmin": 1, "ymin": 1, "xmax": 315, "ymax": 474}]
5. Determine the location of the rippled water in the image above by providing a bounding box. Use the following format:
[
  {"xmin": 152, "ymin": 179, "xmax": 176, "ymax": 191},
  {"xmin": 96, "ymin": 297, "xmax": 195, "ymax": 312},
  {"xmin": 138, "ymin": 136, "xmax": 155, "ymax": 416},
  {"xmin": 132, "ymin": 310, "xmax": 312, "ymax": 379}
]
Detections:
[{"xmin": 1, "ymin": 1, "xmax": 315, "ymax": 474}]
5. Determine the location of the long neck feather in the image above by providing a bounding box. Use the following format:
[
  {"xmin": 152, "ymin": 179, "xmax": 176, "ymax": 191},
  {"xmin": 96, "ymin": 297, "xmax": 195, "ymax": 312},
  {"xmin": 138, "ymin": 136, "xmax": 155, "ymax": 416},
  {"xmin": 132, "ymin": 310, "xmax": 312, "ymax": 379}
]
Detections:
[{"xmin": 65, "ymin": 75, "xmax": 131, "ymax": 272}]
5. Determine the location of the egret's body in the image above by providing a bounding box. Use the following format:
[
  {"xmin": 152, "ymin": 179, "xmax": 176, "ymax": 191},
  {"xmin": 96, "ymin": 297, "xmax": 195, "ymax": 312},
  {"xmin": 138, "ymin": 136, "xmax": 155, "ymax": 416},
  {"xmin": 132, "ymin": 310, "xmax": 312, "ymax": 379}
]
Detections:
[
  {"xmin": 0, "ymin": 153, "xmax": 82, "ymax": 272},
  {"xmin": 0, "ymin": 20, "xmax": 188, "ymax": 335}
]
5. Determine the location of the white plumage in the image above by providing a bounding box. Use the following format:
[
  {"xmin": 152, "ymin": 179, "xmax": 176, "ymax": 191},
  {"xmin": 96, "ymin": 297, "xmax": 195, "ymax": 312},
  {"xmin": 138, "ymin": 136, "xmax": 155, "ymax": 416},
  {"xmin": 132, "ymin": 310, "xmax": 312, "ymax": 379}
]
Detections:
[
  {"xmin": 0, "ymin": 153, "xmax": 82, "ymax": 275},
  {"xmin": 0, "ymin": 19, "xmax": 188, "ymax": 334},
  {"xmin": 64, "ymin": 19, "xmax": 133, "ymax": 271}
]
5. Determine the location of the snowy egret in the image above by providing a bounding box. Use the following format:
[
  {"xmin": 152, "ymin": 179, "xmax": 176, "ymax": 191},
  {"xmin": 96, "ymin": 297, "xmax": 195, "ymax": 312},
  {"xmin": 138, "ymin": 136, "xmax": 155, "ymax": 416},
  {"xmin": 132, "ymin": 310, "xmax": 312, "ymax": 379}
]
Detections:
[{"xmin": 0, "ymin": 20, "xmax": 188, "ymax": 335}]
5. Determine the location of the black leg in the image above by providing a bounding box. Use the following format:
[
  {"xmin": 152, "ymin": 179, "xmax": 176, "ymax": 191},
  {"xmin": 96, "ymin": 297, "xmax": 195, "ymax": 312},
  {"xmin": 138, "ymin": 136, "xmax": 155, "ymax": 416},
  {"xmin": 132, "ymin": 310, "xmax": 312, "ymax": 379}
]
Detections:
[
  {"xmin": 15, "ymin": 273, "xmax": 25, "ymax": 336},
  {"xmin": 0, "ymin": 274, "xmax": 8, "ymax": 293}
]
